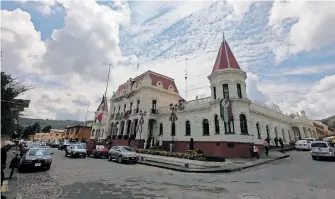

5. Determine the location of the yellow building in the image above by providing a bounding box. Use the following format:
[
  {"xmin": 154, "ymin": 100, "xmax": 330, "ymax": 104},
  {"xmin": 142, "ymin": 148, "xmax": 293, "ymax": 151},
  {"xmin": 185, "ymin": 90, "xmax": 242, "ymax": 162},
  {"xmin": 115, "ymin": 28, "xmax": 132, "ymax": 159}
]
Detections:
[
  {"xmin": 49, "ymin": 129, "xmax": 64, "ymax": 141},
  {"xmin": 34, "ymin": 133, "xmax": 51, "ymax": 141}
]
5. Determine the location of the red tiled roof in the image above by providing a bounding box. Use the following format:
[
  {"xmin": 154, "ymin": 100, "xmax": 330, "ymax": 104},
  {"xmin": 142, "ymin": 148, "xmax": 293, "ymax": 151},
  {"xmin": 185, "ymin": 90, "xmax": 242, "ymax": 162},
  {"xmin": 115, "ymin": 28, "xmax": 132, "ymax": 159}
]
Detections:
[
  {"xmin": 212, "ymin": 39, "xmax": 240, "ymax": 73},
  {"xmin": 116, "ymin": 71, "xmax": 179, "ymax": 94}
]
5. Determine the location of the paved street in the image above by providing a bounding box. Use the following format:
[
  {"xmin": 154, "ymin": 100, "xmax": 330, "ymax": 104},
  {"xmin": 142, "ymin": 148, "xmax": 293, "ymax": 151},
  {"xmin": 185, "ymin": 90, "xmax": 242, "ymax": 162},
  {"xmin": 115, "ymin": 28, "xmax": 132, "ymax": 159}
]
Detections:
[{"xmin": 16, "ymin": 148, "xmax": 335, "ymax": 199}]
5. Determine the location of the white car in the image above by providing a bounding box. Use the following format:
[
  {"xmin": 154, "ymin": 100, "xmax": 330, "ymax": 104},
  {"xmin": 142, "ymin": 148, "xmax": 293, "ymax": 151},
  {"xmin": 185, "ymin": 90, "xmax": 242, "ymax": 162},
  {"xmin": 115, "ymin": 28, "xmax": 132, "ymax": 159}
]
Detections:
[
  {"xmin": 65, "ymin": 143, "xmax": 87, "ymax": 158},
  {"xmin": 295, "ymin": 138, "xmax": 316, "ymax": 150},
  {"xmin": 108, "ymin": 146, "xmax": 139, "ymax": 163},
  {"xmin": 310, "ymin": 141, "xmax": 335, "ymax": 160}
]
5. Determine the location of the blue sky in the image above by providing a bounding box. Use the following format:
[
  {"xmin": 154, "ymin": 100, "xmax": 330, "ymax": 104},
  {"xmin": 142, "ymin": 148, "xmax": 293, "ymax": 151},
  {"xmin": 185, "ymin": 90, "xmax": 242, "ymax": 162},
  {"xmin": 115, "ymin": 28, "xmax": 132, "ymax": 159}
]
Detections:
[{"xmin": 1, "ymin": 0, "xmax": 335, "ymax": 120}]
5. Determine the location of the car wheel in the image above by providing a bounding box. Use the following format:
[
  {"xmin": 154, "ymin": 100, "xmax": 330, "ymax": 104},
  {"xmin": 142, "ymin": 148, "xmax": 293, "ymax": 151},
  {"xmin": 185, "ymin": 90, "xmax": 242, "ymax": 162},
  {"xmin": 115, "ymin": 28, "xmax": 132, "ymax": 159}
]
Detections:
[
  {"xmin": 118, "ymin": 156, "xmax": 123, "ymax": 163},
  {"xmin": 45, "ymin": 165, "xmax": 51, "ymax": 170},
  {"xmin": 82, "ymin": 155, "xmax": 86, "ymax": 158},
  {"xmin": 70, "ymin": 152, "xmax": 74, "ymax": 158},
  {"xmin": 312, "ymin": 156, "xmax": 316, "ymax": 160},
  {"xmin": 108, "ymin": 154, "xmax": 112, "ymax": 161}
]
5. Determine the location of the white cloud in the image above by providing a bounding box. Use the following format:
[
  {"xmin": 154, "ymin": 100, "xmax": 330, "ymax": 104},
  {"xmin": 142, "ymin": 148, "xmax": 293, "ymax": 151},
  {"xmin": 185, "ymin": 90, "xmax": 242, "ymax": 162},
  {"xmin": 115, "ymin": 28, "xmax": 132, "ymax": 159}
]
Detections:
[
  {"xmin": 246, "ymin": 73, "xmax": 269, "ymax": 103},
  {"xmin": 297, "ymin": 75, "xmax": 335, "ymax": 120},
  {"xmin": 1, "ymin": 9, "xmax": 46, "ymax": 76},
  {"xmin": 269, "ymin": 1, "xmax": 335, "ymax": 62}
]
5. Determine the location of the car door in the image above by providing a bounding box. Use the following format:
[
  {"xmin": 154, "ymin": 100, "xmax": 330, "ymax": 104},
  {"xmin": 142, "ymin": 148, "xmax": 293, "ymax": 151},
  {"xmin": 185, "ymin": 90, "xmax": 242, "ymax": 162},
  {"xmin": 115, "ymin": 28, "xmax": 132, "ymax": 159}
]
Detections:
[{"xmin": 110, "ymin": 146, "xmax": 118, "ymax": 158}]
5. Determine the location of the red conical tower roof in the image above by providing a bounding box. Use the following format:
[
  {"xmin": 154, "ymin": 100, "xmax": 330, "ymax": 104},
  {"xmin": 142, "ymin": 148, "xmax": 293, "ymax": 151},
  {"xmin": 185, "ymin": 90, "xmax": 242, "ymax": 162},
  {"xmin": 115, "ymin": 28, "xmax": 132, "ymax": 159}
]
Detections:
[{"xmin": 212, "ymin": 33, "xmax": 240, "ymax": 73}]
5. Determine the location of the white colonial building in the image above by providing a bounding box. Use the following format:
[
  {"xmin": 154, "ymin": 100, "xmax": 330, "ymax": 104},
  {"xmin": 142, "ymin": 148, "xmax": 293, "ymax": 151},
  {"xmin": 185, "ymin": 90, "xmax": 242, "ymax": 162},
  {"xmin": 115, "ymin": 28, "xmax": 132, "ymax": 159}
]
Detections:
[{"xmin": 90, "ymin": 36, "xmax": 317, "ymax": 158}]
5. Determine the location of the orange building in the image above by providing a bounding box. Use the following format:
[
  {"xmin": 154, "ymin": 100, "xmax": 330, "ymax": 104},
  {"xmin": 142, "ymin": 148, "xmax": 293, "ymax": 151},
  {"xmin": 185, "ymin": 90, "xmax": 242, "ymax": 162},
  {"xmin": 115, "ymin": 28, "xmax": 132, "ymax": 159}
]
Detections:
[
  {"xmin": 313, "ymin": 121, "xmax": 335, "ymax": 138},
  {"xmin": 65, "ymin": 125, "xmax": 92, "ymax": 141},
  {"xmin": 49, "ymin": 129, "xmax": 64, "ymax": 141}
]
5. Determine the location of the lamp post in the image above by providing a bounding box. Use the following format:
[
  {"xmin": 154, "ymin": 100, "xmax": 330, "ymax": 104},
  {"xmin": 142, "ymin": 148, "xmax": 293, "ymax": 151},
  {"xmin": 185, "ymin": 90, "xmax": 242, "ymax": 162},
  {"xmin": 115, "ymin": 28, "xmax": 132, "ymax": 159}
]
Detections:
[
  {"xmin": 139, "ymin": 109, "xmax": 146, "ymax": 149},
  {"xmin": 169, "ymin": 103, "xmax": 178, "ymax": 142}
]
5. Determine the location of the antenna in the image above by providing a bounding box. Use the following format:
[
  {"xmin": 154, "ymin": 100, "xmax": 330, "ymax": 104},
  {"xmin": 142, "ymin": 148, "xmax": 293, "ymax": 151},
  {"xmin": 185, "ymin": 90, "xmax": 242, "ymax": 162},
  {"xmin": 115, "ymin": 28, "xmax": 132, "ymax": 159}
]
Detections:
[
  {"xmin": 185, "ymin": 58, "xmax": 188, "ymax": 101},
  {"xmin": 136, "ymin": 55, "xmax": 140, "ymax": 76}
]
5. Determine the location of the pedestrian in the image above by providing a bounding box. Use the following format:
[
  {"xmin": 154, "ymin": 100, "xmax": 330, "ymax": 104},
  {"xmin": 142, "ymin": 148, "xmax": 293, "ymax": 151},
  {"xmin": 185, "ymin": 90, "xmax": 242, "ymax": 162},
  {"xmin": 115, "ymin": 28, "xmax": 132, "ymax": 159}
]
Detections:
[
  {"xmin": 279, "ymin": 137, "xmax": 284, "ymax": 149},
  {"xmin": 189, "ymin": 138, "xmax": 194, "ymax": 151},
  {"xmin": 1, "ymin": 141, "xmax": 12, "ymax": 199},
  {"xmin": 253, "ymin": 144, "xmax": 260, "ymax": 159},
  {"xmin": 263, "ymin": 139, "xmax": 269, "ymax": 156},
  {"xmin": 249, "ymin": 143, "xmax": 254, "ymax": 159},
  {"xmin": 274, "ymin": 137, "xmax": 279, "ymax": 148},
  {"xmin": 169, "ymin": 142, "xmax": 174, "ymax": 152},
  {"xmin": 9, "ymin": 153, "xmax": 20, "ymax": 179}
]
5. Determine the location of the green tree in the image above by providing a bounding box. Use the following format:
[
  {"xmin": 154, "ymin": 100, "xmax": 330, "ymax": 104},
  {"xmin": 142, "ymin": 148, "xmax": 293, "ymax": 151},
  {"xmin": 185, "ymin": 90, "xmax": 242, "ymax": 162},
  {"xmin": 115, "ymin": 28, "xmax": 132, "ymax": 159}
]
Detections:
[
  {"xmin": 42, "ymin": 125, "xmax": 52, "ymax": 133},
  {"xmin": 1, "ymin": 72, "xmax": 30, "ymax": 136}
]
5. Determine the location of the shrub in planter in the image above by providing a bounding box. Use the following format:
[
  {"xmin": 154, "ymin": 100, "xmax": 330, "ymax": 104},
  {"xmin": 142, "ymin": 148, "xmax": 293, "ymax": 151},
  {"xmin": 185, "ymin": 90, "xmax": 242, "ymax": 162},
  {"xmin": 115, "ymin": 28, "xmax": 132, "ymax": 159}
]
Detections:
[
  {"xmin": 123, "ymin": 134, "xmax": 129, "ymax": 140},
  {"xmin": 117, "ymin": 135, "xmax": 122, "ymax": 139},
  {"xmin": 112, "ymin": 135, "xmax": 116, "ymax": 139},
  {"xmin": 150, "ymin": 146, "xmax": 165, "ymax": 151},
  {"xmin": 196, "ymin": 149, "xmax": 204, "ymax": 154},
  {"xmin": 130, "ymin": 134, "xmax": 136, "ymax": 139}
]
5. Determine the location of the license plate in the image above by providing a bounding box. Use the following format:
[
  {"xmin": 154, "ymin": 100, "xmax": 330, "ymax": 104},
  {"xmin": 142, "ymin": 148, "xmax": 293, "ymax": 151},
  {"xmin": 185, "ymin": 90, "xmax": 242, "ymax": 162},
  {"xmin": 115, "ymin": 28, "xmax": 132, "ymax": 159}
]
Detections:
[{"xmin": 35, "ymin": 163, "xmax": 41, "ymax": 166}]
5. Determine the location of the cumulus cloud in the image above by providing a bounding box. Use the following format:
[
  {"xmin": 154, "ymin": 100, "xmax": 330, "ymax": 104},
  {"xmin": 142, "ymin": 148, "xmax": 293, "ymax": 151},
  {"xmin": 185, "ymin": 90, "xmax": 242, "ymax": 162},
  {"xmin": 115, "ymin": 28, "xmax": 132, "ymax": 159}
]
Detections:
[
  {"xmin": 297, "ymin": 75, "xmax": 335, "ymax": 119},
  {"xmin": 246, "ymin": 73, "xmax": 269, "ymax": 103},
  {"xmin": 269, "ymin": 1, "xmax": 335, "ymax": 62}
]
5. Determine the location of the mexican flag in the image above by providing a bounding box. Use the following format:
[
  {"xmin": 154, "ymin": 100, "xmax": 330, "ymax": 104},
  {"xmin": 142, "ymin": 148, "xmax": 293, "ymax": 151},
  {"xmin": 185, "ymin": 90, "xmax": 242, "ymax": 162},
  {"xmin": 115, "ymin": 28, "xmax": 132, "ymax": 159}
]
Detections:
[{"xmin": 95, "ymin": 95, "xmax": 108, "ymax": 122}]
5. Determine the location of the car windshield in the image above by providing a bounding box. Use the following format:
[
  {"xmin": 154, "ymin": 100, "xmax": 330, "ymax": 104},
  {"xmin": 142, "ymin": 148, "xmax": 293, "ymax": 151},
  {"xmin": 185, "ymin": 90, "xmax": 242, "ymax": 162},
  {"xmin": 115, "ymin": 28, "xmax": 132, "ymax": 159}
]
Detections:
[
  {"xmin": 120, "ymin": 146, "xmax": 134, "ymax": 152},
  {"xmin": 73, "ymin": 144, "xmax": 83, "ymax": 149},
  {"xmin": 28, "ymin": 143, "xmax": 40, "ymax": 148},
  {"xmin": 311, "ymin": 142, "xmax": 328, "ymax": 148},
  {"xmin": 28, "ymin": 149, "xmax": 50, "ymax": 156}
]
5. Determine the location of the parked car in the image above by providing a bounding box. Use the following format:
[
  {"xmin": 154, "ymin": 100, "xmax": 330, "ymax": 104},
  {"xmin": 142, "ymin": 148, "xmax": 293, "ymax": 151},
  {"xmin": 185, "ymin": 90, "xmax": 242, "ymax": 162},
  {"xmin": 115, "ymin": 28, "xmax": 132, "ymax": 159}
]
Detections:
[
  {"xmin": 295, "ymin": 138, "xmax": 316, "ymax": 150},
  {"xmin": 65, "ymin": 143, "xmax": 87, "ymax": 158},
  {"xmin": 58, "ymin": 140, "xmax": 71, "ymax": 150},
  {"xmin": 91, "ymin": 145, "xmax": 109, "ymax": 158},
  {"xmin": 18, "ymin": 148, "xmax": 53, "ymax": 171},
  {"xmin": 86, "ymin": 139, "xmax": 106, "ymax": 156},
  {"xmin": 108, "ymin": 146, "xmax": 138, "ymax": 163},
  {"xmin": 50, "ymin": 140, "xmax": 60, "ymax": 148},
  {"xmin": 310, "ymin": 141, "xmax": 335, "ymax": 160},
  {"xmin": 20, "ymin": 142, "xmax": 41, "ymax": 156}
]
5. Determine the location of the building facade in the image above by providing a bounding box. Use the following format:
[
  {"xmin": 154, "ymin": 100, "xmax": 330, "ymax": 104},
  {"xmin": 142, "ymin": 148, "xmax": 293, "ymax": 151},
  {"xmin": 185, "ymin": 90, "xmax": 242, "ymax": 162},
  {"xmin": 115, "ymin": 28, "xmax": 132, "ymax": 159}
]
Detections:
[
  {"xmin": 65, "ymin": 125, "xmax": 92, "ymax": 141},
  {"xmin": 49, "ymin": 129, "xmax": 64, "ymax": 141},
  {"xmin": 313, "ymin": 120, "xmax": 335, "ymax": 138},
  {"xmin": 90, "ymin": 35, "xmax": 317, "ymax": 158},
  {"xmin": 34, "ymin": 133, "xmax": 50, "ymax": 141}
]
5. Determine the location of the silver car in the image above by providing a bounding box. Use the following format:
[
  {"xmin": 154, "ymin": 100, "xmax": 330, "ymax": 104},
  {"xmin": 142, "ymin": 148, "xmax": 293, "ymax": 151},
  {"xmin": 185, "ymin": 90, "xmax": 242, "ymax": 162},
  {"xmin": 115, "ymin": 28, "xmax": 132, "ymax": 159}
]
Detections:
[
  {"xmin": 65, "ymin": 143, "xmax": 87, "ymax": 158},
  {"xmin": 310, "ymin": 141, "xmax": 335, "ymax": 160},
  {"xmin": 108, "ymin": 146, "xmax": 138, "ymax": 163}
]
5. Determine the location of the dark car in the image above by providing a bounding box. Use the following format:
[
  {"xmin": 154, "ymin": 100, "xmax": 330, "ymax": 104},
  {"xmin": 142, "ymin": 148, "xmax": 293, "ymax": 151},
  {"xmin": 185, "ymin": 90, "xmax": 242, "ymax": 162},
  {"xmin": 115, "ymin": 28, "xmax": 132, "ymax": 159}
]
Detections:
[
  {"xmin": 18, "ymin": 148, "xmax": 53, "ymax": 171},
  {"xmin": 20, "ymin": 142, "xmax": 41, "ymax": 156},
  {"xmin": 58, "ymin": 141, "xmax": 70, "ymax": 150},
  {"xmin": 50, "ymin": 140, "xmax": 60, "ymax": 148}
]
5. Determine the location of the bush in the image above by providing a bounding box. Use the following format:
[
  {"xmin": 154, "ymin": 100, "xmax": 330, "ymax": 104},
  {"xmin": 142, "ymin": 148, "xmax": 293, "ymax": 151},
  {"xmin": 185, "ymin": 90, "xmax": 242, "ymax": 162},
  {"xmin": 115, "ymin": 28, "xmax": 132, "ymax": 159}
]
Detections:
[
  {"xmin": 123, "ymin": 134, "xmax": 129, "ymax": 140},
  {"xmin": 117, "ymin": 135, "xmax": 122, "ymax": 139},
  {"xmin": 196, "ymin": 149, "xmax": 204, "ymax": 154},
  {"xmin": 135, "ymin": 149, "xmax": 207, "ymax": 161},
  {"xmin": 150, "ymin": 146, "xmax": 165, "ymax": 151}
]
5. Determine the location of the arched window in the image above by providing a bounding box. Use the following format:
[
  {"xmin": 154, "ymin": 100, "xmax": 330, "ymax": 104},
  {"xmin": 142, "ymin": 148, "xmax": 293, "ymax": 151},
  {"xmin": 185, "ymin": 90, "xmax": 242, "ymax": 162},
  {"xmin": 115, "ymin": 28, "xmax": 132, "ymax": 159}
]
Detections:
[
  {"xmin": 171, "ymin": 122, "xmax": 176, "ymax": 136},
  {"xmin": 282, "ymin": 129, "xmax": 286, "ymax": 142},
  {"xmin": 240, "ymin": 114, "xmax": 248, "ymax": 134},
  {"xmin": 214, "ymin": 115, "xmax": 220, "ymax": 134},
  {"xmin": 274, "ymin": 127, "xmax": 278, "ymax": 138},
  {"xmin": 185, "ymin": 121, "xmax": 191, "ymax": 136},
  {"xmin": 203, "ymin": 119, "xmax": 209, "ymax": 135},
  {"xmin": 102, "ymin": 129, "xmax": 105, "ymax": 138},
  {"xmin": 91, "ymin": 129, "xmax": 95, "ymax": 137},
  {"xmin": 159, "ymin": 123, "xmax": 163, "ymax": 136},
  {"xmin": 256, "ymin": 123, "xmax": 261, "ymax": 139},
  {"xmin": 266, "ymin": 125, "xmax": 270, "ymax": 139}
]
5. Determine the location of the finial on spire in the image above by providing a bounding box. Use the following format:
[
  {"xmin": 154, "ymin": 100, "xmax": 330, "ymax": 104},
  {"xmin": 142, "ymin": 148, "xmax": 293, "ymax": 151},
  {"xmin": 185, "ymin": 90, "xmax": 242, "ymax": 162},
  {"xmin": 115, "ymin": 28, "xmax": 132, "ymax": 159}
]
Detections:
[{"xmin": 222, "ymin": 32, "xmax": 225, "ymax": 41}]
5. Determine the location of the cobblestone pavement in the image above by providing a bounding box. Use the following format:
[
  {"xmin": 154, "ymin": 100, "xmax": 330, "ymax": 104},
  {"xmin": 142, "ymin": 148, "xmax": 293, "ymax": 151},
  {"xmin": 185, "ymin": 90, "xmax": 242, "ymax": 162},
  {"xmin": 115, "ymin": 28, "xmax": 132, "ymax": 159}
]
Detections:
[{"xmin": 17, "ymin": 148, "xmax": 335, "ymax": 199}]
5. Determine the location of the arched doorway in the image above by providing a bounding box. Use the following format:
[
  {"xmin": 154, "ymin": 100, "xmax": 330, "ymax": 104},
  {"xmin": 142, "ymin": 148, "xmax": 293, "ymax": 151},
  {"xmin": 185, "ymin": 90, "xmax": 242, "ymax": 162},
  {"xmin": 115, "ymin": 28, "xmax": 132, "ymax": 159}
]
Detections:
[{"xmin": 292, "ymin": 127, "xmax": 301, "ymax": 140}]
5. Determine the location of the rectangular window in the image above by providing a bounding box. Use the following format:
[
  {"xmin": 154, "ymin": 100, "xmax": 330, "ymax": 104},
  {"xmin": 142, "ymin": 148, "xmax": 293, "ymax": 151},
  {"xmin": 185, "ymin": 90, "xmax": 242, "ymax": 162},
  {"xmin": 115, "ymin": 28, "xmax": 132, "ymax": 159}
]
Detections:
[
  {"xmin": 213, "ymin": 87, "xmax": 216, "ymax": 99},
  {"xmin": 223, "ymin": 84, "xmax": 229, "ymax": 99},
  {"xmin": 124, "ymin": 104, "xmax": 126, "ymax": 112},
  {"xmin": 137, "ymin": 100, "xmax": 140, "ymax": 108},
  {"xmin": 237, "ymin": 84, "xmax": 242, "ymax": 98},
  {"xmin": 130, "ymin": 102, "xmax": 133, "ymax": 110},
  {"xmin": 152, "ymin": 100, "xmax": 157, "ymax": 110}
]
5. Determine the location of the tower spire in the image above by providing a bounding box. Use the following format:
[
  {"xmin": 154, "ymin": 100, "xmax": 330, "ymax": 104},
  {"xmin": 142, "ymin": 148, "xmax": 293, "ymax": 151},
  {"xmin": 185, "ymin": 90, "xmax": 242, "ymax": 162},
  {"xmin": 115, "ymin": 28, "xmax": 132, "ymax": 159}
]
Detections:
[{"xmin": 222, "ymin": 32, "xmax": 231, "ymax": 68}]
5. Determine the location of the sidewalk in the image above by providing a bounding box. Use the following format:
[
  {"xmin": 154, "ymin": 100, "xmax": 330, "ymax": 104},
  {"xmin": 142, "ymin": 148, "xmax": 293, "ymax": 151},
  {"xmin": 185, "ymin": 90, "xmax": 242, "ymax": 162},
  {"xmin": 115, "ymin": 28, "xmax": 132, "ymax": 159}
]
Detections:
[
  {"xmin": 2, "ymin": 149, "xmax": 19, "ymax": 199},
  {"xmin": 138, "ymin": 150, "xmax": 290, "ymax": 173}
]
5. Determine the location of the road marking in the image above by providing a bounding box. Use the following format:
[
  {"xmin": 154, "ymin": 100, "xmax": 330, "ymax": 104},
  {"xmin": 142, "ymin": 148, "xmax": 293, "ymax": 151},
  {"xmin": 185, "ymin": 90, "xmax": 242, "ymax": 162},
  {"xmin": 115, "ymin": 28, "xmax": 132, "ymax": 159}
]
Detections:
[{"xmin": 1, "ymin": 180, "xmax": 8, "ymax": 192}]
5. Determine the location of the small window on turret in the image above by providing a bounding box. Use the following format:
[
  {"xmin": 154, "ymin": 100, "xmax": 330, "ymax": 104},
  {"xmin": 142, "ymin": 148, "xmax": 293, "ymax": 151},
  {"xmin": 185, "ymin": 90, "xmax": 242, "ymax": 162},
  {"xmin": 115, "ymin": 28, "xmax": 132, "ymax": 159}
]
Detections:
[
  {"xmin": 213, "ymin": 87, "xmax": 217, "ymax": 99},
  {"xmin": 223, "ymin": 84, "xmax": 229, "ymax": 99},
  {"xmin": 237, "ymin": 84, "xmax": 242, "ymax": 98}
]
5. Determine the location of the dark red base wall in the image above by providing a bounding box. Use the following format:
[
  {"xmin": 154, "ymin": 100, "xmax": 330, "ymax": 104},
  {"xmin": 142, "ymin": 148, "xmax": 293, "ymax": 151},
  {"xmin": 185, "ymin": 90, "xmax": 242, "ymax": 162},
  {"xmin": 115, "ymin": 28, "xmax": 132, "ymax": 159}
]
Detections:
[{"xmin": 163, "ymin": 141, "xmax": 263, "ymax": 158}]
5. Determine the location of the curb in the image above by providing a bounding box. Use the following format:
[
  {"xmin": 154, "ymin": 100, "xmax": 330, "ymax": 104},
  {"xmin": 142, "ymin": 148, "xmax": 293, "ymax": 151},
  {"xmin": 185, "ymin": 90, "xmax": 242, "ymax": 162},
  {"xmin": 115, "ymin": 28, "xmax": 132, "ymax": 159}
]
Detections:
[{"xmin": 138, "ymin": 154, "xmax": 290, "ymax": 173}]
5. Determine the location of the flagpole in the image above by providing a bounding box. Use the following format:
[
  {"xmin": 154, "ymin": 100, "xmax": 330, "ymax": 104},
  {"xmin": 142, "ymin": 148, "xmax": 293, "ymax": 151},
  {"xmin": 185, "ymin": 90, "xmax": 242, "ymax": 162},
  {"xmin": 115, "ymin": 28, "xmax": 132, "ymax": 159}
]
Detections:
[{"xmin": 105, "ymin": 63, "xmax": 112, "ymax": 97}]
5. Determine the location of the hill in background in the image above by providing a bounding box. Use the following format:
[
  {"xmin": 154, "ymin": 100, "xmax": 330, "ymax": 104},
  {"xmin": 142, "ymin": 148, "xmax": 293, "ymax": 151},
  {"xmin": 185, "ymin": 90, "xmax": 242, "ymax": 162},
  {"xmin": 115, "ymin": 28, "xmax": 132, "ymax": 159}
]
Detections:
[
  {"xmin": 322, "ymin": 115, "xmax": 335, "ymax": 128},
  {"xmin": 18, "ymin": 117, "xmax": 94, "ymax": 129}
]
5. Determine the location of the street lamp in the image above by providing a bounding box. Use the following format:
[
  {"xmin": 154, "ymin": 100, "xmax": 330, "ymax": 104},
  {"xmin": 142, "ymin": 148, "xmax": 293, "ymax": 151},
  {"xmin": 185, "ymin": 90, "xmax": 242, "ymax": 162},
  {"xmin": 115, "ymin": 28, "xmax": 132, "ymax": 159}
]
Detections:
[
  {"xmin": 169, "ymin": 103, "xmax": 178, "ymax": 142},
  {"xmin": 139, "ymin": 109, "xmax": 146, "ymax": 149}
]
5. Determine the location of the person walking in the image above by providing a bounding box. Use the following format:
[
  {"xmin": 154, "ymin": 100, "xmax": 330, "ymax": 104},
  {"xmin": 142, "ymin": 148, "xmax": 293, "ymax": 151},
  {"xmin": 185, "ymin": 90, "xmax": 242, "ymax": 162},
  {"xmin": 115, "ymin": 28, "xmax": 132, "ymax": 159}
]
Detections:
[
  {"xmin": 8, "ymin": 153, "xmax": 20, "ymax": 179},
  {"xmin": 279, "ymin": 137, "xmax": 284, "ymax": 149},
  {"xmin": 274, "ymin": 137, "xmax": 279, "ymax": 148},
  {"xmin": 249, "ymin": 143, "xmax": 254, "ymax": 159},
  {"xmin": 263, "ymin": 139, "xmax": 269, "ymax": 156},
  {"xmin": 253, "ymin": 144, "xmax": 260, "ymax": 159},
  {"xmin": 1, "ymin": 141, "xmax": 12, "ymax": 199}
]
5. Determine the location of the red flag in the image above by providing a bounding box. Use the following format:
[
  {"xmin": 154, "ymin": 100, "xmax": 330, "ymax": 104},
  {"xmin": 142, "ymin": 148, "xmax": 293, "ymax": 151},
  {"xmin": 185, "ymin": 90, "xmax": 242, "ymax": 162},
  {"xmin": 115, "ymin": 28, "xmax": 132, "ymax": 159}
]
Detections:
[{"xmin": 95, "ymin": 95, "xmax": 108, "ymax": 122}]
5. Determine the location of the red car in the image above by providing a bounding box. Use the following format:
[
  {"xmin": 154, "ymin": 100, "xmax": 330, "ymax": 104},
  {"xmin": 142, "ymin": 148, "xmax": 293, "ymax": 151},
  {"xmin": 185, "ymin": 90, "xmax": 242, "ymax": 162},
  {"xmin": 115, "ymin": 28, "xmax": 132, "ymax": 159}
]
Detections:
[{"xmin": 91, "ymin": 145, "xmax": 109, "ymax": 158}]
